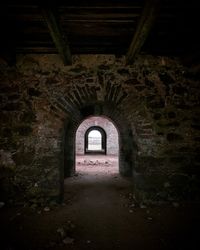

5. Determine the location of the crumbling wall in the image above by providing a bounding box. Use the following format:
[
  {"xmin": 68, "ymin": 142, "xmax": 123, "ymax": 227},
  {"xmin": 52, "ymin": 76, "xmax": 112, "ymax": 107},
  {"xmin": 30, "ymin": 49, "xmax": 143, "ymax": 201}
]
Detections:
[{"xmin": 0, "ymin": 54, "xmax": 199, "ymax": 204}]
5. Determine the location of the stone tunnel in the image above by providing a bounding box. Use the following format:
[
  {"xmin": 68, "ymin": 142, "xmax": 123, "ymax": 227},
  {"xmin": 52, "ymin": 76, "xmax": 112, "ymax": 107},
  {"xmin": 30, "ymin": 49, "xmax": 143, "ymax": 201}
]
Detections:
[{"xmin": 0, "ymin": 54, "xmax": 200, "ymax": 205}]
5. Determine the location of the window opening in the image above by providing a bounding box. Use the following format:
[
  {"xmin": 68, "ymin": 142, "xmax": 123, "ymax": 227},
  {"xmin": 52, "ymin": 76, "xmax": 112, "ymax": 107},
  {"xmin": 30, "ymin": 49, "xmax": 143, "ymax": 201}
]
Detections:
[{"xmin": 88, "ymin": 130, "xmax": 102, "ymax": 151}]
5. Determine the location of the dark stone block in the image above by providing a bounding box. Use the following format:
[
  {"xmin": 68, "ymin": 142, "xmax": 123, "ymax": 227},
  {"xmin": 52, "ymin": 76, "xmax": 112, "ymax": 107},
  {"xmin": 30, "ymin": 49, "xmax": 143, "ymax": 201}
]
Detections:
[
  {"xmin": 2, "ymin": 128, "xmax": 12, "ymax": 137},
  {"xmin": 0, "ymin": 85, "xmax": 19, "ymax": 93},
  {"xmin": 191, "ymin": 124, "xmax": 200, "ymax": 130},
  {"xmin": 46, "ymin": 78, "xmax": 59, "ymax": 85},
  {"xmin": 98, "ymin": 65, "xmax": 110, "ymax": 71},
  {"xmin": 168, "ymin": 111, "xmax": 176, "ymax": 119},
  {"xmin": 169, "ymin": 174, "xmax": 189, "ymax": 188},
  {"xmin": 41, "ymin": 71, "xmax": 50, "ymax": 76},
  {"xmin": 181, "ymin": 163, "xmax": 200, "ymax": 176},
  {"xmin": 86, "ymin": 78, "xmax": 94, "ymax": 83},
  {"xmin": 2, "ymin": 102, "xmax": 21, "ymax": 111},
  {"xmin": 173, "ymin": 85, "xmax": 186, "ymax": 95},
  {"xmin": 124, "ymin": 79, "xmax": 140, "ymax": 85},
  {"xmin": 7, "ymin": 94, "xmax": 20, "ymax": 101},
  {"xmin": 169, "ymin": 156, "xmax": 190, "ymax": 165},
  {"xmin": 175, "ymin": 104, "xmax": 190, "ymax": 109},
  {"xmin": 167, "ymin": 133, "xmax": 183, "ymax": 142},
  {"xmin": 135, "ymin": 85, "xmax": 146, "ymax": 91},
  {"xmin": 142, "ymin": 69, "xmax": 150, "ymax": 77},
  {"xmin": 148, "ymin": 99, "xmax": 165, "ymax": 109},
  {"xmin": 159, "ymin": 72, "xmax": 175, "ymax": 84},
  {"xmin": 194, "ymin": 147, "xmax": 200, "ymax": 154},
  {"xmin": 16, "ymin": 125, "xmax": 33, "ymax": 136},
  {"xmin": 145, "ymin": 79, "xmax": 154, "ymax": 88},
  {"xmin": 192, "ymin": 117, "xmax": 200, "ymax": 123},
  {"xmin": 117, "ymin": 68, "xmax": 130, "ymax": 76},
  {"xmin": 157, "ymin": 121, "xmax": 169, "ymax": 127},
  {"xmin": 166, "ymin": 121, "xmax": 180, "ymax": 127},
  {"xmin": 0, "ymin": 177, "xmax": 16, "ymax": 202},
  {"xmin": 69, "ymin": 66, "xmax": 87, "ymax": 73},
  {"xmin": 21, "ymin": 112, "xmax": 36, "ymax": 123},
  {"xmin": 193, "ymin": 155, "xmax": 200, "ymax": 162},
  {"xmin": 153, "ymin": 113, "xmax": 162, "ymax": 120},
  {"xmin": 146, "ymin": 95, "xmax": 156, "ymax": 102},
  {"xmin": 184, "ymin": 71, "xmax": 200, "ymax": 81},
  {"xmin": 97, "ymin": 72, "xmax": 104, "ymax": 85},
  {"xmin": 13, "ymin": 151, "xmax": 35, "ymax": 165},
  {"xmin": 28, "ymin": 88, "xmax": 42, "ymax": 97},
  {"xmin": 177, "ymin": 146, "xmax": 193, "ymax": 153}
]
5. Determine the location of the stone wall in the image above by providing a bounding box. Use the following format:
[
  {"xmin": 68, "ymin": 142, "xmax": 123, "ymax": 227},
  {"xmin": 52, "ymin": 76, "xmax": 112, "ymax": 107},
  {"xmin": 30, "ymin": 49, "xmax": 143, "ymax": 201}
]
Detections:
[
  {"xmin": 76, "ymin": 116, "xmax": 119, "ymax": 155},
  {"xmin": 0, "ymin": 54, "xmax": 199, "ymax": 204}
]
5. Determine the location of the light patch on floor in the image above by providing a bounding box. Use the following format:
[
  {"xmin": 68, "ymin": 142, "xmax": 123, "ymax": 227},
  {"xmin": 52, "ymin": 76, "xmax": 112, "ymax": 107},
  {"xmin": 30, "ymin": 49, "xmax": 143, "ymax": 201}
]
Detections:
[{"xmin": 76, "ymin": 155, "xmax": 118, "ymax": 175}]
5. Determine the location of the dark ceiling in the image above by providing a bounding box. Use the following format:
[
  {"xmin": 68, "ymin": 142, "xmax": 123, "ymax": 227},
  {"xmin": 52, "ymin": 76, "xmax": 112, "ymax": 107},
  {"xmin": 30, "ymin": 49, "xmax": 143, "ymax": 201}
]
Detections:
[{"xmin": 0, "ymin": 0, "xmax": 199, "ymax": 64}]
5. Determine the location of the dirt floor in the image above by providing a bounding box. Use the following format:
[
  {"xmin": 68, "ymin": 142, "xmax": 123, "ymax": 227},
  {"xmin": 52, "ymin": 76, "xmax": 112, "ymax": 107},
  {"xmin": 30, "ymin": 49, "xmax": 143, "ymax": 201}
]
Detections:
[{"xmin": 1, "ymin": 155, "xmax": 200, "ymax": 250}]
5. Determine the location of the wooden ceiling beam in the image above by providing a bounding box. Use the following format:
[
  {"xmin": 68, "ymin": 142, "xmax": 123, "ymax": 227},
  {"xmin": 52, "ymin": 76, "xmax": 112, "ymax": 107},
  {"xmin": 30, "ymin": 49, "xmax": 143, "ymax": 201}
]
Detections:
[
  {"xmin": 126, "ymin": 0, "xmax": 160, "ymax": 64},
  {"xmin": 42, "ymin": 8, "xmax": 72, "ymax": 65}
]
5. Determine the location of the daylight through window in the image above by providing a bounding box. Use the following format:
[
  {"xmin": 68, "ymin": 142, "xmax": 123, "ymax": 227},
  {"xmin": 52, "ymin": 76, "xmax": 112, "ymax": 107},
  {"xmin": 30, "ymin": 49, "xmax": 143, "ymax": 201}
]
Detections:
[{"xmin": 88, "ymin": 130, "xmax": 102, "ymax": 150}]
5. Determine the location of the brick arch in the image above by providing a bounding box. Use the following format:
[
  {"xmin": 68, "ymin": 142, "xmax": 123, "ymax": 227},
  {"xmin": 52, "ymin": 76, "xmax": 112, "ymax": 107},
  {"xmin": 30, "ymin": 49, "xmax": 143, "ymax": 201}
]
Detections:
[
  {"xmin": 63, "ymin": 101, "xmax": 137, "ymax": 182},
  {"xmin": 76, "ymin": 116, "xmax": 119, "ymax": 157},
  {"xmin": 51, "ymin": 81, "xmax": 155, "ymax": 201}
]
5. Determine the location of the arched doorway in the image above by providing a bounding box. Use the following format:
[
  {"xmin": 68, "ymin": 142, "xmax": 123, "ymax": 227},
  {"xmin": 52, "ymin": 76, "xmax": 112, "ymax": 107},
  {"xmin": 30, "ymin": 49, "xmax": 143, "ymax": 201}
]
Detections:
[
  {"xmin": 75, "ymin": 116, "xmax": 119, "ymax": 175},
  {"xmin": 85, "ymin": 126, "xmax": 106, "ymax": 154},
  {"xmin": 63, "ymin": 102, "xmax": 136, "ymax": 193}
]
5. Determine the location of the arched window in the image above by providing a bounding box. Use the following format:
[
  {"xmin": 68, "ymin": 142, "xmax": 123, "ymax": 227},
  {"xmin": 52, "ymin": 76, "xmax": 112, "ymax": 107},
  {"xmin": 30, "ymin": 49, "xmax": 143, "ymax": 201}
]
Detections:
[
  {"xmin": 85, "ymin": 126, "xmax": 106, "ymax": 154},
  {"xmin": 88, "ymin": 130, "xmax": 102, "ymax": 150}
]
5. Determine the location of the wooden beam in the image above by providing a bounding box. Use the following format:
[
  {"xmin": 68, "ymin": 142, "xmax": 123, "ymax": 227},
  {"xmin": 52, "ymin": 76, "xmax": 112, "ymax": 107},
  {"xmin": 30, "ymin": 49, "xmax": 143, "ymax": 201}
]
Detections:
[
  {"xmin": 126, "ymin": 0, "xmax": 160, "ymax": 64},
  {"xmin": 42, "ymin": 8, "xmax": 72, "ymax": 65}
]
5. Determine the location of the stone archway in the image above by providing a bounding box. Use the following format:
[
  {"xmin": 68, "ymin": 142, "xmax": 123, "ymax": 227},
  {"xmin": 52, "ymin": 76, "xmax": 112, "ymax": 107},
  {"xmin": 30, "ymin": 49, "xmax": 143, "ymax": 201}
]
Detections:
[
  {"xmin": 62, "ymin": 102, "xmax": 137, "ymax": 199},
  {"xmin": 84, "ymin": 126, "xmax": 107, "ymax": 155}
]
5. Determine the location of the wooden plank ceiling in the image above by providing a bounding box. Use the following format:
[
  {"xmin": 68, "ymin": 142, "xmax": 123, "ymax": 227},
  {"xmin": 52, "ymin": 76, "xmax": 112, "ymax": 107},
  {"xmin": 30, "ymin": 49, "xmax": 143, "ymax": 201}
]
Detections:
[{"xmin": 0, "ymin": 0, "xmax": 199, "ymax": 64}]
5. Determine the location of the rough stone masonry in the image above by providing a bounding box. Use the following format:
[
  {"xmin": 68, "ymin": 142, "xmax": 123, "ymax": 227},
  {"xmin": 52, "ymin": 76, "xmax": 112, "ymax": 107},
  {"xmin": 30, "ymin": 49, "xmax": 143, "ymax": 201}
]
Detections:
[{"xmin": 0, "ymin": 54, "xmax": 200, "ymax": 205}]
